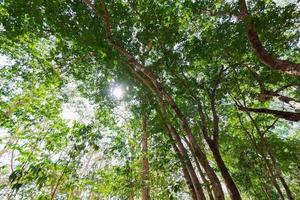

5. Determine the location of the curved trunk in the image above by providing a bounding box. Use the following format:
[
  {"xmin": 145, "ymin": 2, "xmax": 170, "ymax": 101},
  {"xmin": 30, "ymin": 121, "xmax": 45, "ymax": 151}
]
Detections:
[
  {"xmin": 190, "ymin": 147, "xmax": 214, "ymax": 200},
  {"xmin": 239, "ymin": 0, "xmax": 300, "ymax": 76},
  {"xmin": 165, "ymin": 123, "xmax": 198, "ymax": 199},
  {"xmin": 183, "ymin": 137, "xmax": 214, "ymax": 200},
  {"xmin": 197, "ymin": 96, "xmax": 236, "ymax": 200},
  {"xmin": 181, "ymin": 161, "xmax": 199, "ymax": 200}
]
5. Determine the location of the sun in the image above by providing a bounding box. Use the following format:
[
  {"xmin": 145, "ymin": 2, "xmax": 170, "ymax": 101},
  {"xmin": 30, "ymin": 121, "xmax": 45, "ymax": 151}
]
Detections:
[{"xmin": 112, "ymin": 85, "xmax": 125, "ymax": 100}]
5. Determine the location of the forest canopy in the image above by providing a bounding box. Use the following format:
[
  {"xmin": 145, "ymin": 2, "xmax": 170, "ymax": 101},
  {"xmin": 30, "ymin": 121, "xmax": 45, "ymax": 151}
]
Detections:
[{"xmin": 0, "ymin": 0, "xmax": 300, "ymax": 199}]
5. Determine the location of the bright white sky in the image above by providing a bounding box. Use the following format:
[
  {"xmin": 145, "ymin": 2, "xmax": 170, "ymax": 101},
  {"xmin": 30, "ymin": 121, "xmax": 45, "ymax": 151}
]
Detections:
[
  {"xmin": 0, "ymin": 54, "xmax": 14, "ymax": 66},
  {"xmin": 60, "ymin": 81, "xmax": 96, "ymax": 125},
  {"xmin": 273, "ymin": 0, "xmax": 299, "ymax": 7},
  {"xmin": 224, "ymin": 0, "xmax": 299, "ymax": 6}
]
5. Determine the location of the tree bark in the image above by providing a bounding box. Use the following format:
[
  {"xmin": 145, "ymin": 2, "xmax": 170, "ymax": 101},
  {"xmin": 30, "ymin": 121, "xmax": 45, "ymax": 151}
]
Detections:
[
  {"xmin": 198, "ymin": 94, "xmax": 241, "ymax": 200},
  {"xmin": 239, "ymin": 0, "xmax": 300, "ymax": 76},
  {"xmin": 183, "ymin": 134, "xmax": 214, "ymax": 200},
  {"xmin": 192, "ymin": 142, "xmax": 224, "ymax": 200},
  {"xmin": 167, "ymin": 131, "xmax": 201, "ymax": 200},
  {"xmin": 277, "ymin": 173, "xmax": 294, "ymax": 200},
  {"xmin": 208, "ymin": 141, "xmax": 242, "ymax": 200},
  {"xmin": 166, "ymin": 96, "xmax": 224, "ymax": 199},
  {"xmin": 130, "ymin": 66, "xmax": 224, "ymax": 199},
  {"xmin": 238, "ymin": 105, "xmax": 300, "ymax": 122},
  {"xmin": 129, "ymin": 41, "xmax": 225, "ymax": 199}
]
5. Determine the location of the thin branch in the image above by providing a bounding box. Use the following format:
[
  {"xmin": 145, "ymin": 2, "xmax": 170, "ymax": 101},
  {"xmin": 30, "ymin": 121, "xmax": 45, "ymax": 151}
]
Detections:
[
  {"xmin": 275, "ymin": 83, "xmax": 300, "ymax": 93},
  {"xmin": 50, "ymin": 161, "xmax": 70, "ymax": 200},
  {"xmin": 209, "ymin": 66, "xmax": 225, "ymax": 142},
  {"xmin": 258, "ymin": 90, "xmax": 300, "ymax": 108}
]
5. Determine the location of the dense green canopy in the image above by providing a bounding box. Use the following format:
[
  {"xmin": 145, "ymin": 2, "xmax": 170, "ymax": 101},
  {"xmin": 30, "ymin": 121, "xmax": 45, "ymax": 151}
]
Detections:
[{"xmin": 0, "ymin": 0, "xmax": 299, "ymax": 199}]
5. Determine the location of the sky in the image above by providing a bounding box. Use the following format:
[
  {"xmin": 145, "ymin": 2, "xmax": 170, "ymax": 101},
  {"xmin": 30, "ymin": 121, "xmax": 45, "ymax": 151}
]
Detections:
[{"xmin": 273, "ymin": 0, "xmax": 299, "ymax": 7}]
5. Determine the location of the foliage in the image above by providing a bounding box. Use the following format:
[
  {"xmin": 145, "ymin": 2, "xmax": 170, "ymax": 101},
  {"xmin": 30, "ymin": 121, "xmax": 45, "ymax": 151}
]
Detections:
[{"xmin": 0, "ymin": 0, "xmax": 300, "ymax": 199}]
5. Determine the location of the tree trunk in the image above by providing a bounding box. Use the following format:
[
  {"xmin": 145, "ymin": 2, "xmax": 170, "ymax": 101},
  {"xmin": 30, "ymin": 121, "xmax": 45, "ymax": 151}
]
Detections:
[
  {"xmin": 192, "ymin": 143, "xmax": 225, "ymax": 200},
  {"xmin": 141, "ymin": 116, "xmax": 151, "ymax": 200},
  {"xmin": 166, "ymin": 124, "xmax": 206, "ymax": 200},
  {"xmin": 200, "ymin": 92, "xmax": 242, "ymax": 200},
  {"xmin": 196, "ymin": 158, "xmax": 215, "ymax": 200},
  {"xmin": 172, "ymin": 142, "xmax": 198, "ymax": 200},
  {"xmin": 278, "ymin": 173, "xmax": 294, "ymax": 200},
  {"xmin": 183, "ymin": 137, "xmax": 219, "ymax": 200},
  {"xmin": 208, "ymin": 141, "xmax": 242, "ymax": 200}
]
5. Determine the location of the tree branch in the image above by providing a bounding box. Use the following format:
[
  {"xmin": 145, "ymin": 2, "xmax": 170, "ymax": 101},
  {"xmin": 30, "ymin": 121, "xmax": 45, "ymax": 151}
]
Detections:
[
  {"xmin": 238, "ymin": 105, "xmax": 300, "ymax": 121},
  {"xmin": 239, "ymin": 0, "xmax": 300, "ymax": 76}
]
